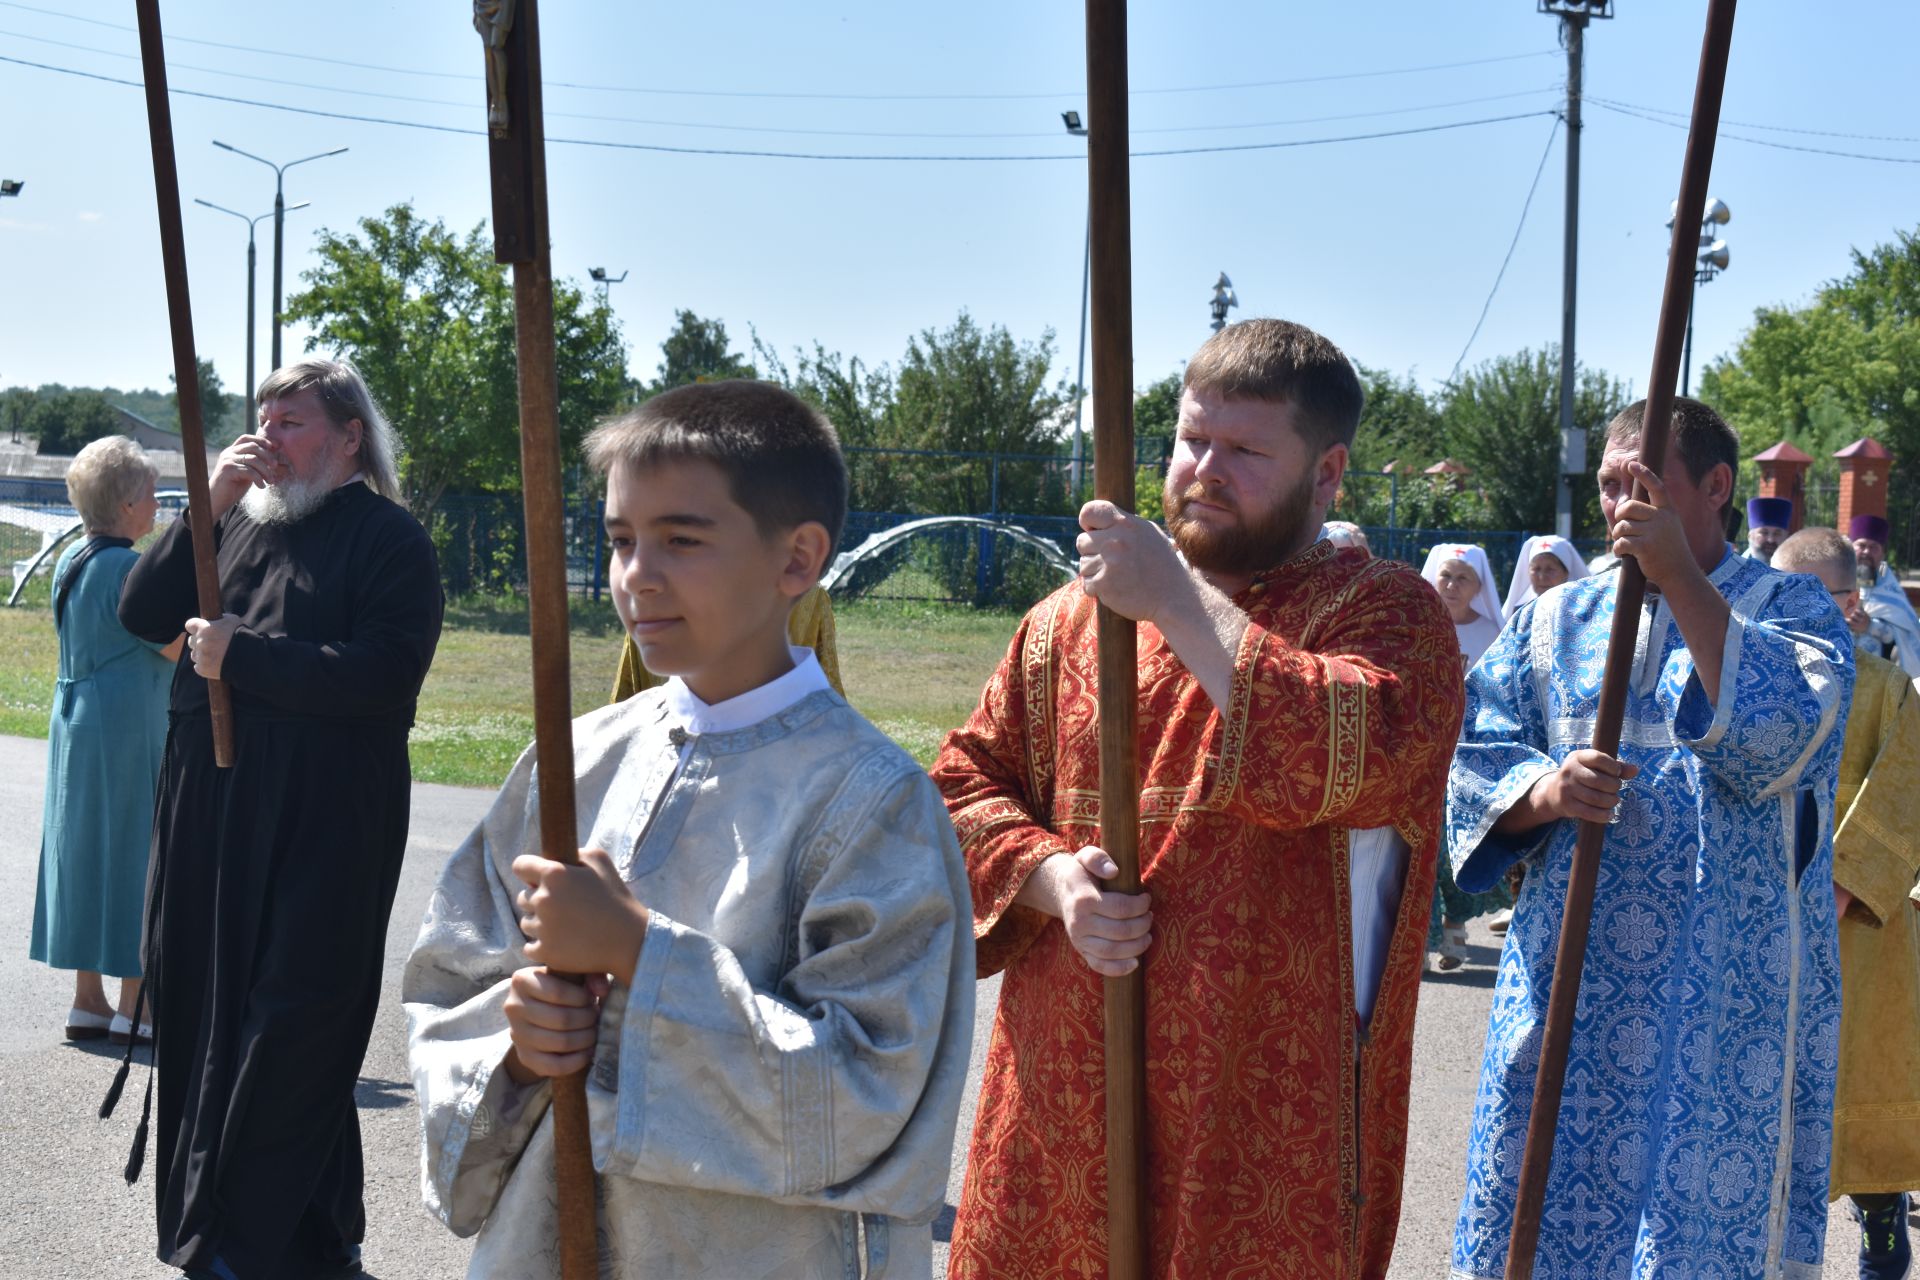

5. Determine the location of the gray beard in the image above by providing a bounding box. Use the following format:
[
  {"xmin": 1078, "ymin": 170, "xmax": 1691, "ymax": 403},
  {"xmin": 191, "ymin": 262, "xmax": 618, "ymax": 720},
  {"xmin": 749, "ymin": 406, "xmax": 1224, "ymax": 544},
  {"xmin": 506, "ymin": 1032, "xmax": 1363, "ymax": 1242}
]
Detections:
[{"xmin": 241, "ymin": 470, "xmax": 341, "ymax": 525}]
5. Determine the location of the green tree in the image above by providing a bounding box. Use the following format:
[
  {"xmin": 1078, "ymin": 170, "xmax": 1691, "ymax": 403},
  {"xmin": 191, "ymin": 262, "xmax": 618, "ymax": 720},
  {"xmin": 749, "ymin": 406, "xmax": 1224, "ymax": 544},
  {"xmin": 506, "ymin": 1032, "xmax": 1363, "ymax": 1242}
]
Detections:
[
  {"xmin": 28, "ymin": 389, "xmax": 119, "ymax": 456},
  {"xmin": 890, "ymin": 311, "xmax": 1069, "ymax": 515},
  {"xmin": 756, "ymin": 338, "xmax": 903, "ymax": 510},
  {"xmin": 284, "ymin": 203, "xmax": 627, "ymax": 519},
  {"xmin": 650, "ymin": 310, "xmax": 755, "ymax": 393},
  {"xmin": 170, "ymin": 356, "xmax": 233, "ymax": 442},
  {"xmin": 1438, "ymin": 347, "xmax": 1625, "ymax": 537},
  {"xmin": 2, "ymin": 385, "xmax": 37, "ymax": 443},
  {"xmin": 1701, "ymin": 227, "xmax": 1920, "ymax": 530}
]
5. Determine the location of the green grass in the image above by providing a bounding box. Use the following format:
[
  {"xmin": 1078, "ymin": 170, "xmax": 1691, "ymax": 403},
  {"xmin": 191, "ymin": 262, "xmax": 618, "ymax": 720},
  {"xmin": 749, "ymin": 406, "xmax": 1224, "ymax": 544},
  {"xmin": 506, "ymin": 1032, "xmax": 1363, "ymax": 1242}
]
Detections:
[{"xmin": 0, "ymin": 589, "xmax": 1020, "ymax": 789}]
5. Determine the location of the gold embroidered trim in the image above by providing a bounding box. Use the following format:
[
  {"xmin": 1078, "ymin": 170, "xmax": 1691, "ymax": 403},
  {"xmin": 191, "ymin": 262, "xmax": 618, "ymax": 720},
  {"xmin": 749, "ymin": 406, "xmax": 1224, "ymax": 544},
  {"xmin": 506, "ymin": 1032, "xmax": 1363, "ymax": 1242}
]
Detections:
[{"xmin": 1315, "ymin": 654, "xmax": 1368, "ymax": 824}]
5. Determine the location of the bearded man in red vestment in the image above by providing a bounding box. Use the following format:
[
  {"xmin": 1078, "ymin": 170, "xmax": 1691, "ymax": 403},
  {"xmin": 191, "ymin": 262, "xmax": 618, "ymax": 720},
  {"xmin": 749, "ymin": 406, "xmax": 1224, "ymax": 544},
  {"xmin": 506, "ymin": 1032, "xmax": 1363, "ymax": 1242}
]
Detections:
[{"xmin": 934, "ymin": 318, "xmax": 1465, "ymax": 1279}]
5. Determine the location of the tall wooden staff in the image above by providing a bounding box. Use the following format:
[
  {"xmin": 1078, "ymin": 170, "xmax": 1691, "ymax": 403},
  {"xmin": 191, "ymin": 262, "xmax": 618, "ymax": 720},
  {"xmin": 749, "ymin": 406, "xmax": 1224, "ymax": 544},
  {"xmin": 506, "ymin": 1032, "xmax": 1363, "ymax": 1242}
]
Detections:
[
  {"xmin": 474, "ymin": 1, "xmax": 598, "ymax": 1275},
  {"xmin": 1504, "ymin": 3, "xmax": 1737, "ymax": 1276},
  {"xmin": 1085, "ymin": 2, "xmax": 1148, "ymax": 1276},
  {"xmin": 134, "ymin": 0, "xmax": 234, "ymax": 768}
]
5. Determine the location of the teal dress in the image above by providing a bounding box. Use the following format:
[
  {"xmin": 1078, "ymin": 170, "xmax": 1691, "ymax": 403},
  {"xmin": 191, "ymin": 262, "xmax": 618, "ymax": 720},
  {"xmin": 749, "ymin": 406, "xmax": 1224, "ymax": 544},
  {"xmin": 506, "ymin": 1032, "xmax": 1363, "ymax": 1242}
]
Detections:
[{"xmin": 30, "ymin": 539, "xmax": 172, "ymax": 976}]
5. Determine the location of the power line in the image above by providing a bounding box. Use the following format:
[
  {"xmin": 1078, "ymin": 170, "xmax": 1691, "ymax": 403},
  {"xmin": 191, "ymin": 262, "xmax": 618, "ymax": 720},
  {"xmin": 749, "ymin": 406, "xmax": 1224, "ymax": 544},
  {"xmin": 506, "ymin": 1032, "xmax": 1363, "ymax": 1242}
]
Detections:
[
  {"xmin": 0, "ymin": 29, "xmax": 1561, "ymax": 139},
  {"xmin": 1588, "ymin": 99, "xmax": 1920, "ymax": 165},
  {"xmin": 0, "ymin": 51, "xmax": 1556, "ymax": 162},
  {"xmin": 1448, "ymin": 116, "xmax": 1562, "ymax": 385},
  {"xmin": 1586, "ymin": 93, "xmax": 1920, "ymax": 146},
  {"xmin": 0, "ymin": 1, "xmax": 1556, "ymax": 101}
]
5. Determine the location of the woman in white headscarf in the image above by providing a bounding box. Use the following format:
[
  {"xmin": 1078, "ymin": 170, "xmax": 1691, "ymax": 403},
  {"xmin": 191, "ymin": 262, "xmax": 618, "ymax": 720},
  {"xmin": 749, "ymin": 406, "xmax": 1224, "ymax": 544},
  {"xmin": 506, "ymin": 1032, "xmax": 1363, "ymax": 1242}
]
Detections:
[
  {"xmin": 1503, "ymin": 533, "xmax": 1590, "ymax": 619},
  {"xmin": 1419, "ymin": 543, "xmax": 1505, "ymax": 667},
  {"xmin": 1417, "ymin": 542, "xmax": 1512, "ymax": 969}
]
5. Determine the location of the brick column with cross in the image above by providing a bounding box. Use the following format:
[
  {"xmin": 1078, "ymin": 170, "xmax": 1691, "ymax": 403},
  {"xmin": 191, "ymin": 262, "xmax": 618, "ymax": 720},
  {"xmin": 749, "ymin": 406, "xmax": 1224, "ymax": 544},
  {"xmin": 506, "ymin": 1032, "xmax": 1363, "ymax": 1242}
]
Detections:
[
  {"xmin": 1752, "ymin": 441, "xmax": 1813, "ymax": 533},
  {"xmin": 1833, "ymin": 437, "xmax": 1891, "ymax": 534}
]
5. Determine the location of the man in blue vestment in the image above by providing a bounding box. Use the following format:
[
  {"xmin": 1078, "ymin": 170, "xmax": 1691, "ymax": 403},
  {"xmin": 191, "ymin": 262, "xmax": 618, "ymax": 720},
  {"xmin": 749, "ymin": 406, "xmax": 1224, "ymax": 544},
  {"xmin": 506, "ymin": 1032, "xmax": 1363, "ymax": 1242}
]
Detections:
[{"xmin": 1446, "ymin": 397, "xmax": 1855, "ymax": 1279}]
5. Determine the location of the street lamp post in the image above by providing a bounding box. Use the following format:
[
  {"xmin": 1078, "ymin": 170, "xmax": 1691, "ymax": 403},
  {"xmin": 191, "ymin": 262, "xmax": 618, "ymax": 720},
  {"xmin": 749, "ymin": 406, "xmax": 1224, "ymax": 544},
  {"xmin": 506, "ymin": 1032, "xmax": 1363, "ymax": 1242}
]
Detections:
[
  {"xmin": 1667, "ymin": 196, "xmax": 1730, "ymax": 396},
  {"xmin": 211, "ymin": 141, "xmax": 347, "ymax": 372},
  {"xmin": 195, "ymin": 198, "xmax": 308, "ymax": 403},
  {"xmin": 588, "ymin": 266, "xmax": 628, "ymax": 306},
  {"xmin": 1209, "ymin": 272, "xmax": 1238, "ymax": 332},
  {"xmin": 1063, "ymin": 110, "xmax": 1091, "ymax": 501},
  {"xmin": 0, "ymin": 179, "xmax": 22, "ymax": 198}
]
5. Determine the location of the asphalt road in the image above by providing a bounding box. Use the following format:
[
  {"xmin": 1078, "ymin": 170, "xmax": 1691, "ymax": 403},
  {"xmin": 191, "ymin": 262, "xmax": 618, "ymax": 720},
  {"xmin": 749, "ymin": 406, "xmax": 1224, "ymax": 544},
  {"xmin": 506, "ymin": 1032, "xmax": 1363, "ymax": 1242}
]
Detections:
[{"xmin": 0, "ymin": 734, "xmax": 1874, "ymax": 1277}]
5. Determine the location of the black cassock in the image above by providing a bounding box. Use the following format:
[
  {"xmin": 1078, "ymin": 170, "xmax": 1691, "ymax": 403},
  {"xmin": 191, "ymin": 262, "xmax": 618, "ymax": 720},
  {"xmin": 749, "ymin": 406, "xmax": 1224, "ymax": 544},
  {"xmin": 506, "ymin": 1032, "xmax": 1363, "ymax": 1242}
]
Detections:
[{"xmin": 119, "ymin": 481, "xmax": 442, "ymax": 1279}]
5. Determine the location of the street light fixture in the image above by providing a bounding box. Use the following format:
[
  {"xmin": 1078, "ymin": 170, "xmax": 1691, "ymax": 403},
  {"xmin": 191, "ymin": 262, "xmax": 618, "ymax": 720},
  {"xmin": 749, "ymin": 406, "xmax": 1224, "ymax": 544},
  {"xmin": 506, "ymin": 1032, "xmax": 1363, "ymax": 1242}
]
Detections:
[
  {"xmin": 1209, "ymin": 272, "xmax": 1239, "ymax": 332},
  {"xmin": 196, "ymin": 198, "xmax": 309, "ymax": 405},
  {"xmin": 211, "ymin": 141, "xmax": 347, "ymax": 371},
  {"xmin": 1062, "ymin": 110, "xmax": 1091, "ymax": 500},
  {"xmin": 1666, "ymin": 195, "xmax": 1731, "ymax": 395},
  {"xmin": 0, "ymin": 179, "xmax": 23, "ymax": 198},
  {"xmin": 587, "ymin": 266, "xmax": 628, "ymax": 305}
]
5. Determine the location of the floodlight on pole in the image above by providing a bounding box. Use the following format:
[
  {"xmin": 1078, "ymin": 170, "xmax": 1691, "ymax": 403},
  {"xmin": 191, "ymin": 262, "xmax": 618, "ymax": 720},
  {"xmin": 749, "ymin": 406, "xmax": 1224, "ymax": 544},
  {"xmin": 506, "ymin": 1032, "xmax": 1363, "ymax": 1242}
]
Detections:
[
  {"xmin": 1666, "ymin": 195, "xmax": 1731, "ymax": 394},
  {"xmin": 587, "ymin": 266, "xmax": 628, "ymax": 305},
  {"xmin": 0, "ymin": 179, "xmax": 22, "ymax": 198},
  {"xmin": 1209, "ymin": 272, "xmax": 1238, "ymax": 332},
  {"xmin": 212, "ymin": 141, "xmax": 347, "ymax": 372},
  {"xmin": 196, "ymin": 197, "xmax": 307, "ymax": 404},
  {"xmin": 1065, "ymin": 109, "xmax": 1091, "ymax": 500}
]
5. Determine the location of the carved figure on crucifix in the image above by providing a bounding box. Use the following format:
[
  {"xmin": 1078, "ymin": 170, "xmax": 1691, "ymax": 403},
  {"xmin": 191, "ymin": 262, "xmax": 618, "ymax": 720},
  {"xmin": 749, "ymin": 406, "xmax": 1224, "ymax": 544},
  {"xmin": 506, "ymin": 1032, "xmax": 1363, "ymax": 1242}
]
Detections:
[{"xmin": 474, "ymin": 0, "xmax": 517, "ymax": 136}]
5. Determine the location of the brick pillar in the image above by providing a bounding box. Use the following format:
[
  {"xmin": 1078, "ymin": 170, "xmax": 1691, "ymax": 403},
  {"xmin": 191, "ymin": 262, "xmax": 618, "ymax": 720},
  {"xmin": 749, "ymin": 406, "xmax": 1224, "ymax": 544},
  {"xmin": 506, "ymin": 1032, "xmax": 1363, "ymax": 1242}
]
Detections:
[
  {"xmin": 1833, "ymin": 437, "xmax": 1891, "ymax": 534},
  {"xmin": 1752, "ymin": 442, "xmax": 1813, "ymax": 532}
]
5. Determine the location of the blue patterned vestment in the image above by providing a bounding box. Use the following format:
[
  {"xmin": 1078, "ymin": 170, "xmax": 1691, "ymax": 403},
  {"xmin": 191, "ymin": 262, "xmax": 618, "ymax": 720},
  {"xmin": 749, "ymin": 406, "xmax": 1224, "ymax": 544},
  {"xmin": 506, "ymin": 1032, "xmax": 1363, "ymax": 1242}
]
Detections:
[{"xmin": 1447, "ymin": 549, "xmax": 1854, "ymax": 1280}]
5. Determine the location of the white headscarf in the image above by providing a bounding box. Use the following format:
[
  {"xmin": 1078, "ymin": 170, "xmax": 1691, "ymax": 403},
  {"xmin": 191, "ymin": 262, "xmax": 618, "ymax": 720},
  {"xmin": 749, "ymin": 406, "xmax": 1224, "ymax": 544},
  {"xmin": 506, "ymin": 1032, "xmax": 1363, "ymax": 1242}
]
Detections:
[
  {"xmin": 1420, "ymin": 542, "xmax": 1505, "ymax": 666},
  {"xmin": 1504, "ymin": 534, "xmax": 1591, "ymax": 618}
]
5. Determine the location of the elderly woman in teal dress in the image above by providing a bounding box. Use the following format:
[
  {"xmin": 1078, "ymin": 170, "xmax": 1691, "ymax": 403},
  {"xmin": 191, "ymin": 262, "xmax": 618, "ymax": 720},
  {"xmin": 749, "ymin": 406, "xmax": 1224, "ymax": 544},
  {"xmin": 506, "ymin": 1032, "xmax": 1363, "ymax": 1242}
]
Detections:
[{"xmin": 30, "ymin": 436, "xmax": 181, "ymax": 1044}]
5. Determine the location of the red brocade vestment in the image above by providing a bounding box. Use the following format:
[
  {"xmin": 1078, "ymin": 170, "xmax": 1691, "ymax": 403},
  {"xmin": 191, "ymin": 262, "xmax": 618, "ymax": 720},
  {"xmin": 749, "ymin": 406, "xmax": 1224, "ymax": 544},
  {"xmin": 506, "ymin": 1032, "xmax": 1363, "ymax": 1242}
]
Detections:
[{"xmin": 934, "ymin": 541, "xmax": 1464, "ymax": 1279}]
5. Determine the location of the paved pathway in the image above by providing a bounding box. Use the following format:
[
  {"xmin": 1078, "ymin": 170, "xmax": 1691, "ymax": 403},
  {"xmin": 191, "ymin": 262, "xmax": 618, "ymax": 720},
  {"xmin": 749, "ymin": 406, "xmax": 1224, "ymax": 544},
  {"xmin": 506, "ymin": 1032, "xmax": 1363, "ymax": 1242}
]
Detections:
[{"xmin": 0, "ymin": 735, "xmax": 1876, "ymax": 1276}]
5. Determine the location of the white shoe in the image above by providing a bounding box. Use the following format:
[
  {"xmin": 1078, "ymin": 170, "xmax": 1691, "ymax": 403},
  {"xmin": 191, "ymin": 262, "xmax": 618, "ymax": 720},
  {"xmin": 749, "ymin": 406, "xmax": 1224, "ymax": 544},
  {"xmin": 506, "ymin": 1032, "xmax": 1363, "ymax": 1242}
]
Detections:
[
  {"xmin": 108, "ymin": 1013, "xmax": 153, "ymax": 1046},
  {"xmin": 1488, "ymin": 908, "xmax": 1515, "ymax": 936},
  {"xmin": 65, "ymin": 1007, "xmax": 112, "ymax": 1041}
]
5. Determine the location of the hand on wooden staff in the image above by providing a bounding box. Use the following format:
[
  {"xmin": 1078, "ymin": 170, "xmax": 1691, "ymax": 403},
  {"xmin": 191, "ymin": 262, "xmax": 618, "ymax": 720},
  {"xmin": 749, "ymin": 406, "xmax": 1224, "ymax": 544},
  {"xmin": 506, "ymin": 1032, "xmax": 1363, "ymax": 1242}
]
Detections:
[
  {"xmin": 1496, "ymin": 749, "xmax": 1641, "ymax": 831},
  {"xmin": 1605, "ymin": 461, "xmax": 1694, "ymax": 589},
  {"xmin": 1014, "ymin": 846, "xmax": 1153, "ymax": 977},
  {"xmin": 512, "ymin": 847, "xmax": 650, "ymax": 984},
  {"xmin": 503, "ymin": 967, "xmax": 611, "ymax": 1083},
  {"xmin": 1075, "ymin": 499, "xmax": 1185, "ymax": 624},
  {"xmin": 183, "ymin": 613, "xmax": 239, "ymax": 680}
]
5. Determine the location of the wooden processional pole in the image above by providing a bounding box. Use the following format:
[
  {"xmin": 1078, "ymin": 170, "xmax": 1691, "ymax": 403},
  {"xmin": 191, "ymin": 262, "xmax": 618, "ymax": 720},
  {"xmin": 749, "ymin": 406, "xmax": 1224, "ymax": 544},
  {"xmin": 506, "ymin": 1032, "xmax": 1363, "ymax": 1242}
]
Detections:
[
  {"xmin": 133, "ymin": 0, "xmax": 235, "ymax": 768},
  {"xmin": 1085, "ymin": 2, "xmax": 1148, "ymax": 1276},
  {"xmin": 475, "ymin": 2, "xmax": 598, "ymax": 1275},
  {"xmin": 1503, "ymin": 3, "xmax": 1737, "ymax": 1276}
]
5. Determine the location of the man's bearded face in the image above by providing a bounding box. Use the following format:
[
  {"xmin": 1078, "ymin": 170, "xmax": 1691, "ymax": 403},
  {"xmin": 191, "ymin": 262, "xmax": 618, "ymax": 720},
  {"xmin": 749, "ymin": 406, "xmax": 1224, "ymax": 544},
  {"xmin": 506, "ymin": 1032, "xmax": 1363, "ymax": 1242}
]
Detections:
[
  {"xmin": 1749, "ymin": 525, "xmax": 1787, "ymax": 563},
  {"xmin": 244, "ymin": 389, "xmax": 358, "ymax": 526},
  {"xmin": 1164, "ymin": 461, "xmax": 1319, "ymax": 578}
]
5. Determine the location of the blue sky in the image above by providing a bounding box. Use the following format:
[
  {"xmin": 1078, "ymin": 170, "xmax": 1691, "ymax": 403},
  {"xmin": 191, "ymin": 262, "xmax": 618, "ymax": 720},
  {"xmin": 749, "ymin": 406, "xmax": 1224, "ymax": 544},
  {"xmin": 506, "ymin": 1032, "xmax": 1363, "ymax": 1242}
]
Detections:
[{"xmin": 3, "ymin": 1, "xmax": 1917, "ymax": 410}]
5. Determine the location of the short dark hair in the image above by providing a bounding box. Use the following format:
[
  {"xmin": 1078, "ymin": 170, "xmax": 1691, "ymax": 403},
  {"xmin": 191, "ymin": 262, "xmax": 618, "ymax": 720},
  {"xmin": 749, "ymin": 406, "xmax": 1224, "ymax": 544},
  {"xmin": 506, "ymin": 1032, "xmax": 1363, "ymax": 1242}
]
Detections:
[
  {"xmin": 1604, "ymin": 396, "xmax": 1740, "ymax": 514},
  {"xmin": 1182, "ymin": 317, "xmax": 1365, "ymax": 456},
  {"xmin": 585, "ymin": 380, "xmax": 848, "ymax": 557},
  {"xmin": 1773, "ymin": 526, "xmax": 1856, "ymax": 578}
]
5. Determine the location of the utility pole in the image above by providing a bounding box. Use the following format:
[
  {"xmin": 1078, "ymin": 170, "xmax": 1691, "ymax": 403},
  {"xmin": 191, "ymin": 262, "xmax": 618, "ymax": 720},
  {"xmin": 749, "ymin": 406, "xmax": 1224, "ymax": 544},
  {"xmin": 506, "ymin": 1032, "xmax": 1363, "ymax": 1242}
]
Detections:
[{"xmin": 1542, "ymin": 1, "xmax": 1611, "ymax": 540}]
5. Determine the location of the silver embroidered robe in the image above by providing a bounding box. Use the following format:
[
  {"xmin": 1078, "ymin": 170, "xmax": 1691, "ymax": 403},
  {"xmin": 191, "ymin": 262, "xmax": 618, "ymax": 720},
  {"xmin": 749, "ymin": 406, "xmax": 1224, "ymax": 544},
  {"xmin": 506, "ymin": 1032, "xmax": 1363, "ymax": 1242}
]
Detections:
[
  {"xmin": 1446, "ymin": 552, "xmax": 1853, "ymax": 1279},
  {"xmin": 404, "ymin": 689, "xmax": 975, "ymax": 1279}
]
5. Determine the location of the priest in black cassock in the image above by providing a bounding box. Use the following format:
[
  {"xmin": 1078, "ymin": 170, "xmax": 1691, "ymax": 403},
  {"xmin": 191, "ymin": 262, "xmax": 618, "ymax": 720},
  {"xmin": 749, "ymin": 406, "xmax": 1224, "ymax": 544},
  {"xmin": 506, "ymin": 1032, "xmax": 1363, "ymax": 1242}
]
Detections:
[{"xmin": 117, "ymin": 358, "xmax": 442, "ymax": 1280}]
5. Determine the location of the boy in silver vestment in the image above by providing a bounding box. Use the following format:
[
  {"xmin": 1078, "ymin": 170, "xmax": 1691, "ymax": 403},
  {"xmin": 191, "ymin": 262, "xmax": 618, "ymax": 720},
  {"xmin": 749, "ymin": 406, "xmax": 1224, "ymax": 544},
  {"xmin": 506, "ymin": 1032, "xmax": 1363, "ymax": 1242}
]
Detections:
[{"xmin": 404, "ymin": 381, "xmax": 974, "ymax": 1278}]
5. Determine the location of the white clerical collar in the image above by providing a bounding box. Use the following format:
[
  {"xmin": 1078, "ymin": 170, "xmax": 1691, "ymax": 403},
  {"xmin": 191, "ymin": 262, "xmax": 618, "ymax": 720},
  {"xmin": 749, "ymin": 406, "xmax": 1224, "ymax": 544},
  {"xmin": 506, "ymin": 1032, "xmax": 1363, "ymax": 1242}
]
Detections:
[{"xmin": 661, "ymin": 646, "xmax": 830, "ymax": 735}]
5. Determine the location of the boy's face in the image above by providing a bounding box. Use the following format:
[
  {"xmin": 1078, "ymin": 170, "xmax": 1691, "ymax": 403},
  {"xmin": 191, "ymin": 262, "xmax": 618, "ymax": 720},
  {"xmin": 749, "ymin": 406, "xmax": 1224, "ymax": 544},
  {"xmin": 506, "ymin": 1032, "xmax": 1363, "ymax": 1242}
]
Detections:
[{"xmin": 604, "ymin": 458, "xmax": 829, "ymax": 705}]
